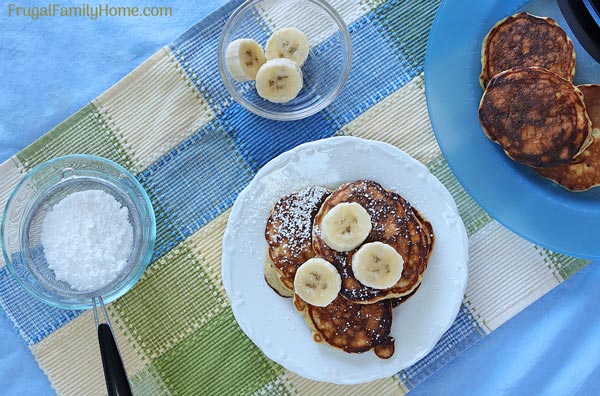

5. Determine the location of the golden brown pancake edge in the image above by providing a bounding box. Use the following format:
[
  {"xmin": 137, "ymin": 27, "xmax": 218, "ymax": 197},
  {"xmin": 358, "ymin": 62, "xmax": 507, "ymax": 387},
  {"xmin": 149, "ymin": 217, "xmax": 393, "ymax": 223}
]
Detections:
[
  {"xmin": 293, "ymin": 294, "xmax": 394, "ymax": 356},
  {"xmin": 479, "ymin": 66, "xmax": 592, "ymax": 168},
  {"xmin": 312, "ymin": 180, "xmax": 434, "ymax": 304},
  {"xmin": 535, "ymin": 84, "xmax": 600, "ymax": 191},
  {"xmin": 480, "ymin": 12, "xmax": 576, "ymax": 88},
  {"xmin": 264, "ymin": 186, "xmax": 330, "ymax": 295}
]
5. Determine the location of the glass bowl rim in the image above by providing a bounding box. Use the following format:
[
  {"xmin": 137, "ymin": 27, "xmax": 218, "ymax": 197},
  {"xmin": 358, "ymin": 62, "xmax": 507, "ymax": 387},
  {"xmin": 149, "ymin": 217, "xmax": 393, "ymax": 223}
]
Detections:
[
  {"xmin": 0, "ymin": 154, "xmax": 157, "ymax": 310},
  {"xmin": 217, "ymin": 0, "xmax": 353, "ymax": 121}
]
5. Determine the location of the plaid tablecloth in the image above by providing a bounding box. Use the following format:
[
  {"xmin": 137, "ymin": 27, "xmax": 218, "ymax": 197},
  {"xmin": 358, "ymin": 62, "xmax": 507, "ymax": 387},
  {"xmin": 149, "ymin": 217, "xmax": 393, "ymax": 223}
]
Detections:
[{"xmin": 0, "ymin": 0, "xmax": 590, "ymax": 394}]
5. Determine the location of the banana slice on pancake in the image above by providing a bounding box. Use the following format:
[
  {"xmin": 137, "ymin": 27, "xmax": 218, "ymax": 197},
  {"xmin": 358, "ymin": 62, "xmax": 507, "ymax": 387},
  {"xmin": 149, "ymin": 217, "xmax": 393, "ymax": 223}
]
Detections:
[
  {"xmin": 264, "ymin": 187, "xmax": 330, "ymax": 296},
  {"xmin": 294, "ymin": 258, "xmax": 341, "ymax": 307},
  {"xmin": 352, "ymin": 242, "xmax": 404, "ymax": 289},
  {"xmin": 320, "ymin": 202, "xmax": 372, "ymax": 252},
  {"xmin": 313, "ymin": 180, "xmax": 434, "ymax": 304}
]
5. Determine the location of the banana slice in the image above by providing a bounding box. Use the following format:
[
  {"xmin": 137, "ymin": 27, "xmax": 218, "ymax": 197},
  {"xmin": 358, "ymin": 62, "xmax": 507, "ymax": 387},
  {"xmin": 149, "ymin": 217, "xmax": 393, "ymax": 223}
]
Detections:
[
  {"xmin": 265, "ymin": 27, "xmax": 310, "ymax": 66},
  {"xmin": 294, "ymin": 258, "xmax": 341, "ymax": 307},
  {"xmin": 255, "ymin": 58, "xmax": 303, "ymax": 103},
  {"xmin": 225, "ymin": 38, "xmax": 266, "ymax": 81},
  {"xmin": 352, "ymin": 242, "xmax": 404, "ymax": 289},
  {"xmin": 320, "ymin": 202, "xmax": 372, "ymax": 252}
]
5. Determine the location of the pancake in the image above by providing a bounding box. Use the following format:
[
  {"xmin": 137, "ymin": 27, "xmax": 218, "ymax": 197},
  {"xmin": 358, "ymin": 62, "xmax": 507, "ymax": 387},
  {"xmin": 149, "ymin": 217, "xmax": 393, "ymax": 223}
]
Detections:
[
  {"xmin": 413, "ymin": 205, "xmax": 435, "ymax": 256},
  {"xmin": 480, "ymin": 12, "xmax": 575, "ymax": 88},
  {"xmin": 264, "ymin": 186, "xmax": 330, "ymax": 297},
  {"xmin": 535, "ymin": 84, "xmax": 600, "ymax": 191},
  {"xmin": 293, "ymin": 294, "xmax": 394, "ymax": 358},
  {"xmin": 263, "ymin": 253, "xmax": 294, "ymax": 297},
  {"xmin": 579, "ymin": 84, "xmax": 600, "ymax": 125},
  {"xmin": 479, "ymin": 67, "xmax": 592, "ymax": 167},
  {"xmin": 390, "ymin": 284, "xmax": 420, "ymax": 309},
  {"xmin": 313, "ymin": 180, "xmax": 434, "ymax": 304}
]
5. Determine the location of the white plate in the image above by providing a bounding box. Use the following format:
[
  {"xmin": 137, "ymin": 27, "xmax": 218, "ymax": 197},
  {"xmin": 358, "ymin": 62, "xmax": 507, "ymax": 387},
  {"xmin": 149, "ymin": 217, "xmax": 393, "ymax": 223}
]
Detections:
[{"xmin": 221, "ymin": 136, "xmax": 468, "ymax": 384}]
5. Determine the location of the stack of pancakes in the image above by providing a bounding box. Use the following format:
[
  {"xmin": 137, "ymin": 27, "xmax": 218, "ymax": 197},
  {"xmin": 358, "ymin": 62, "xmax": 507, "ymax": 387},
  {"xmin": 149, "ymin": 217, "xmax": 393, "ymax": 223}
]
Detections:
[
  {"xmin": 478, "ymin": 13, "xmax": 600, "ymax": 191},
  {"xmin": 264, "ymin": 181, "xmax": 434, "ymax": 359}
]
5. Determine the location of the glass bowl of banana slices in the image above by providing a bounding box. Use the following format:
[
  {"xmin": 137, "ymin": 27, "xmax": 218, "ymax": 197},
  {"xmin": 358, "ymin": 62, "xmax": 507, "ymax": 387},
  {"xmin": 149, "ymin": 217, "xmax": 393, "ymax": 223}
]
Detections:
[{"xmin": 218, "ymin": 0, "xmax": 352, "ymax": 121}]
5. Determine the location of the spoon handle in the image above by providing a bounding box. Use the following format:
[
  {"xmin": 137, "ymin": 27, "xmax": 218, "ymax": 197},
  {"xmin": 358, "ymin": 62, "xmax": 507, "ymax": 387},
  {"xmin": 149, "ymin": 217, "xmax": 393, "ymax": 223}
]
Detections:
[
  {"xmin": 93, "ymin": 297, "xmax": 132, "ymax": 396},
  {"xmin": 98, "ymin": 323, "xmax": 132, "ymax": 396}
]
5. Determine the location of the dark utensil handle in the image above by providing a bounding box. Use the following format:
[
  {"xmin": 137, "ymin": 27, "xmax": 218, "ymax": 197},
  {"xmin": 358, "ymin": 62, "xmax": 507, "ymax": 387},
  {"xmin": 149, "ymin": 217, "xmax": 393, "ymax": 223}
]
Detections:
[
  {"xmin": 557, "ymin": 0, "xmax": 600, "ymax": 63},
  {"xmin": 98, "ymin": 323, "xmax": 133, "ymax": 396}
]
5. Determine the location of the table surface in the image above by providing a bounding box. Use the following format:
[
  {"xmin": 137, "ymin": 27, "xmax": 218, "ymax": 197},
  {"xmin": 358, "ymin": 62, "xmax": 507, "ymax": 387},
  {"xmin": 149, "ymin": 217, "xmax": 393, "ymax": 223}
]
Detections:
[{"xmin": 1, "ymin": 1, "xmax": 600, "ymax": 395}]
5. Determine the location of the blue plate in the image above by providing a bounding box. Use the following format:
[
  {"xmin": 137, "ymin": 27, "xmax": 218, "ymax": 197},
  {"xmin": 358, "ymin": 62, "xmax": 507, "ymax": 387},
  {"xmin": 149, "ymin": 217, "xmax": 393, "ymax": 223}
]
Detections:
[{"xmin": 425, "ymin": 0, "xmax": 600, "ymax": 259}]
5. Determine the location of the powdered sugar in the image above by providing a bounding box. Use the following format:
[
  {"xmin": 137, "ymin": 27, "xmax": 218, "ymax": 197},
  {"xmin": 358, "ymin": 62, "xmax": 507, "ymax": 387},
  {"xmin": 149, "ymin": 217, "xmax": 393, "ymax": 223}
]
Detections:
[
  {"xmin": 269, "ymin": 186, "xmax": 330, "ymax": 256},
  {"xmin": 41, "ymin": 189, "xmax": 134, "ymax": 292}
]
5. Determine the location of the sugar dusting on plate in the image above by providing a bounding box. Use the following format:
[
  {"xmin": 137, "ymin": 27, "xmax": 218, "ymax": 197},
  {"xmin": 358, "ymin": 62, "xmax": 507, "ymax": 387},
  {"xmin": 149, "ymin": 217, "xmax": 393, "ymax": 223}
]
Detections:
[{"xmin": 41, "ymin": 189, "xmax": 134, "ymax": 292}]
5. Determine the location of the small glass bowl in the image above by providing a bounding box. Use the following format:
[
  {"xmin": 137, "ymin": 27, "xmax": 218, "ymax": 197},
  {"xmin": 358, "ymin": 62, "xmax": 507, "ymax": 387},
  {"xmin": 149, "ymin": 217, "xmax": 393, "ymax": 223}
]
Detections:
[
  {"xmin": 0, "ymin": 155, "xmax": 156, "ymax": 310},
  {"xmin": 218, "ymin": 0, "xmax": 352, "ymax": 120}
]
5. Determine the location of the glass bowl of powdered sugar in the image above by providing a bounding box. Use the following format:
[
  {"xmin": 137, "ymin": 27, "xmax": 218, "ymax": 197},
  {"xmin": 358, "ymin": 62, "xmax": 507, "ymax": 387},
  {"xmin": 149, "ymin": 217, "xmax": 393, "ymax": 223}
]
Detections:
[{"xmin": 1, "ymin": 154, "xmax": 155, "ymax": 310}]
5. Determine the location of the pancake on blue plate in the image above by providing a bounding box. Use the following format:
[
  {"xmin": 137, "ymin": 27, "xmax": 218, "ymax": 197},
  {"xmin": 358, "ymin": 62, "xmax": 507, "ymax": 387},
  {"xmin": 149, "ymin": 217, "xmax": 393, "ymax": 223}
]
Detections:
[
  {"xmin": 480, "ymin": 12, "xmax": 575, "ymax": 88},
  {"xmin": 536, "ymin": 84, "xmax": 600, "ymax": 191},
  {"xmin": 479, "ymin": 67, "xmax": 592, "ymax": 168}
]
